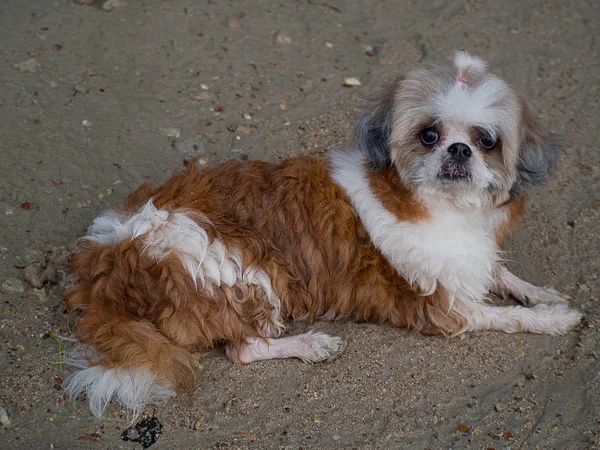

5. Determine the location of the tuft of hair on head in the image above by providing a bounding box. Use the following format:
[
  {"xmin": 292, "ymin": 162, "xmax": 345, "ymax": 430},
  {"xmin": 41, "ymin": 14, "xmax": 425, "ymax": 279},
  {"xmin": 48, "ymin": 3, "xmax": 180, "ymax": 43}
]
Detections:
[{"xmin": 453, "ymin": 50, "xmax": 487, "ymax": 79}]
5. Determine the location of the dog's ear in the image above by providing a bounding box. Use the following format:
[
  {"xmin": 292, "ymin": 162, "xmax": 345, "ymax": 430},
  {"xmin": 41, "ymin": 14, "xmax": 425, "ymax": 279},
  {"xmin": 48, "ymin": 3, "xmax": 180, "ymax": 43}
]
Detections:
[
  {"xmin": 511, "ymin": 100, "xmax": 563, "ymax": 195},
  {"xmin": 353, "ymin": 77, "xmax": 401, "ymax": 170}
]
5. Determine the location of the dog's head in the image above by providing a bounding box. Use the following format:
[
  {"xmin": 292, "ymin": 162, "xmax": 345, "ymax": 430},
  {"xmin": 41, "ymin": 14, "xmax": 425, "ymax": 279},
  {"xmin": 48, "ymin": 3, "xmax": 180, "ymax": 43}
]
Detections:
[{"xmin": 354, "ymin": 51, "xmax": 562, "ymax": 206}]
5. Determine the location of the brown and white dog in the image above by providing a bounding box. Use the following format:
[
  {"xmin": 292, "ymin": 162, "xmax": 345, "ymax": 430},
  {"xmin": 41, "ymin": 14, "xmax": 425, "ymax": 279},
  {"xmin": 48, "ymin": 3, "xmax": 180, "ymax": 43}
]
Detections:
[{"xmin": 64, "ymin": 51, "xmax": 582, "ymax": 419}]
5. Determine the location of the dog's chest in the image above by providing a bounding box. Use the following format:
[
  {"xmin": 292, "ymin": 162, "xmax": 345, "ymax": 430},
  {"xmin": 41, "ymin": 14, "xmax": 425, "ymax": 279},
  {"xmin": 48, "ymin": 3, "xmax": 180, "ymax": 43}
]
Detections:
[
  {"xmin": 389, "ymin": 207, "xmax": 506, "ymax": 300},
  {"xmin": 330, "ymin": 151, "xmax": 506, "ymax": 301}
]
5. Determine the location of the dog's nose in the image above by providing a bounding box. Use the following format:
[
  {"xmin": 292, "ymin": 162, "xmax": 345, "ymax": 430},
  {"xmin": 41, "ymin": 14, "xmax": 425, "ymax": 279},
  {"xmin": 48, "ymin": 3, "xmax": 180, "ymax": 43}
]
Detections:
[{"xmin": 447, "ymin": 143, "xmax": 472, "ymax": 161}]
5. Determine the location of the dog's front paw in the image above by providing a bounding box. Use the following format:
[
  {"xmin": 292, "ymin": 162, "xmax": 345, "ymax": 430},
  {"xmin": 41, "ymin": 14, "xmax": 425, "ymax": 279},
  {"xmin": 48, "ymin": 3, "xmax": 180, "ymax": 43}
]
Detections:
[
  {"xmin": 531, "ymin": 303, "xmax": 582, "ymax": 335},
  {"xmin": 521, "ymin": 287, "xmax": 571, "ymax": 307}
]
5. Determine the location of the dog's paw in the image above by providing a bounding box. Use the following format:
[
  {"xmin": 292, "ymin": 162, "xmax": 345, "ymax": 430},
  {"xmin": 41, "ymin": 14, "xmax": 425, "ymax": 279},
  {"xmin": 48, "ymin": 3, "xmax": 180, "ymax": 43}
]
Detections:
[
  {"xmin": 520, "ymin": 287, "xmax": 571, "ymax": 307},
  {"xmin": 298, "ymin": 331, "xmax": 346, "ymax": 363},
  {"xmin": 530, "ymin": 303, "xmax": 582, "ymax": 335}
]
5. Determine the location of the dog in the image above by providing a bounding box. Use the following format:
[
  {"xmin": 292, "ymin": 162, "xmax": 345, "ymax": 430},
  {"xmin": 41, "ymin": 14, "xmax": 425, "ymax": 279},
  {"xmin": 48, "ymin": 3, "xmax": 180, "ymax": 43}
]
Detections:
[{"xmin": 64, "ymin": 51, "xmax": 582, "ymax": 419}]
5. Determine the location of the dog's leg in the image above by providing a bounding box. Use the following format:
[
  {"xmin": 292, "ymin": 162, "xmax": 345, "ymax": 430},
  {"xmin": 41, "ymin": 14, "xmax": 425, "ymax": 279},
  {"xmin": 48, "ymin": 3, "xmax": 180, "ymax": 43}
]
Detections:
[
  {"xmin": 225, "ymin": 331, "xmax": 345, "ymax": 365},
  {"xmin": 462, "ymin": 302, "xmax": 581, "ymax": 335},
  {"xmin": 492, "ymin": 266, "xmax": 571, "ymax": 307}
]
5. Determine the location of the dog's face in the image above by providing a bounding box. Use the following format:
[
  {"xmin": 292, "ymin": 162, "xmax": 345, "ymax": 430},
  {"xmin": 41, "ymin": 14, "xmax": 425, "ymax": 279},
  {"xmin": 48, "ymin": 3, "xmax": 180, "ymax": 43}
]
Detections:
[{"xmin": 354, "ymin": 51, "xmax": 562, "ymax": 206}]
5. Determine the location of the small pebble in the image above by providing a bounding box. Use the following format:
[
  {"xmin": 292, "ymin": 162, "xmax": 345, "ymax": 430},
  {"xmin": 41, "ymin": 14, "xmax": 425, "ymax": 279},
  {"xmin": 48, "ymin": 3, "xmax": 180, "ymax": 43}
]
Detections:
[
  {"xmin": 243, "ymin": 112, "xmax": 252, "ymax": 120},
  {"xmin": 276, "ymin": 31, "xmax": 293, "ymax": 45},
  {"xmin": 578, "ymin": 283, "xmax": 590, "ymax": 293},
  {"xmin": 190, "ymin": 92, "xmax": 211, "ymax": 102},
  {"xmin": 102, "ymin": 0, "xmax": 123, "ymax": 11},
  {"xmin": 343, "ymin": 77, "xmax": 361, "ymax": 86},
  {"xmin": 325, "ymin": 42, "xmax": 333, "ymax": 48},
  {"xmin": 159, "ymin": 127, "xmax": 181, "ymax": 139},
  {"xmin": 74, "ymin": 84, "xmax": 89, "ymax": 95},
  {"xmin": 200, "ymin": 84, "xmax": 209, "ymax": 90},
  {"xmin": 193, "ymin": 416, "xmax": 205, "ymax": 430},
  {"xmin": 33, "ymin": 287, "xmax": 48, "ymax": 302},
  {"xmin": 47, "ymin": 246, "xmax": 70, "ymax": 267},
  {"xmin": 25, "ymin": 249, "xmax": 45, "ymax": 264},
  {"xmin": 1, "ymin": 278, "xmax": 26, "ymax": 294},
  {"xmin": 13, "ymin": 58, "xmax": 41, "ymax": 74},
  {"xmin": 0, "ymin": 407, "xmax": 11, "ymax": 428},
  {"xmin": 24, "ymin": 262, "xmax": 58, "ymax": 288},
  {"xmin": 82, "ymin": 120, "xmax": 91, "ymax": 127}
]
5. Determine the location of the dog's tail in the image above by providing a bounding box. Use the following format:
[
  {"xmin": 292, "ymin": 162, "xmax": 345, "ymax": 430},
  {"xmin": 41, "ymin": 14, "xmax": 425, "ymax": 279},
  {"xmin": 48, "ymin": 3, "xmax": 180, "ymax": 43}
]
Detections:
[
  {"xmin": 63, "ymin": 234, "xmax": 198, "ymax": 420},
  {"xmin": 63, "ymin": 320, "xmax": 194, "ymax": 420}
]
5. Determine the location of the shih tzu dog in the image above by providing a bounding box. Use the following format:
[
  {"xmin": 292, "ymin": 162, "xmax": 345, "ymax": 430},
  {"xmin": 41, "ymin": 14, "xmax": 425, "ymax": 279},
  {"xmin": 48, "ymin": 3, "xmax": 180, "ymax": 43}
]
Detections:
[{"xmin": 64, "ymin": 51, "xmax": 581, "ymax": 419}]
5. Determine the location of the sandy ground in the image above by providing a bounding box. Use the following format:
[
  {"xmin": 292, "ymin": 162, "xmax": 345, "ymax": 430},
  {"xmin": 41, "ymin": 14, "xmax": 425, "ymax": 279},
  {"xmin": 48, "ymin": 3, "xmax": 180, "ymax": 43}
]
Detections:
[{"xmin": 1, "ymin": 0, "xmax": 599, "ymax": 449}]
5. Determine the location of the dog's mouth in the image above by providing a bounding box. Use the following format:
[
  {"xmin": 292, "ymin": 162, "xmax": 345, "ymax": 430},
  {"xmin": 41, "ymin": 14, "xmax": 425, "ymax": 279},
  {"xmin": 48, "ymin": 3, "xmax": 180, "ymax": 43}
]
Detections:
[{"xmin": 438, "ymin": 163, "xmax": 471, "ymax": 182}]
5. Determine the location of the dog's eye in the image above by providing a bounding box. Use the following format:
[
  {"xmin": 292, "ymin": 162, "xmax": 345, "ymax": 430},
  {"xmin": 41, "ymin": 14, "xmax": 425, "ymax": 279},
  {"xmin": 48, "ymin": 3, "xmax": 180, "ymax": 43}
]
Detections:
[
  {"xmin": 479, "ymin": 133, "xmax": 496, "ymax": 149},
  {"xmin": 420, "ymin": 128, "xmax": 439, "ymax": 146}
]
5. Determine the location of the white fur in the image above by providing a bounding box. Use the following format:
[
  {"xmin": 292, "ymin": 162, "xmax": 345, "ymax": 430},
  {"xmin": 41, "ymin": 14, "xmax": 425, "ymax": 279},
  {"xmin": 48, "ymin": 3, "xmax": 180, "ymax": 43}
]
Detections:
[
  {"xmin": 226, "ymin": 331, "xmax": 345, "ymax": 364},
  {"xmin": 492, "ymin": 266, "xmax": 571, "ymax": 306},
  {"xmin": 453, "ymin": 50, "xmax": 487, "ymax": 74},
  {"xmin": 330, "ymin": 150, "xmax": 504, "ymax": 304},
  {"xmin": 432, "ymin": 76, "xmax": 516, "ymax": 136},
  {"xmin": 460, "ymin": 303, "xmax": 582, "ymax": 335},
  {"xmin": 85, "ymin": 201, "xmax": 285, "ymax": 335},
  {"xmin": 465, "ymin": 266, "xmax": 582, "ymax": 334},
  {"xmin": 63, "ymin": 345, "xmax": 175, "ymax": 421}
]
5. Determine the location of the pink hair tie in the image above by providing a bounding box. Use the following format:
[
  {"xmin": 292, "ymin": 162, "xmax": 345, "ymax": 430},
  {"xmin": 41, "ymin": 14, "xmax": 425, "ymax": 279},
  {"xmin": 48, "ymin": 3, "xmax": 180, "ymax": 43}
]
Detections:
[{"xmin": 457, "ymin": 76, "xmax": 468, "ymax": 84}]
